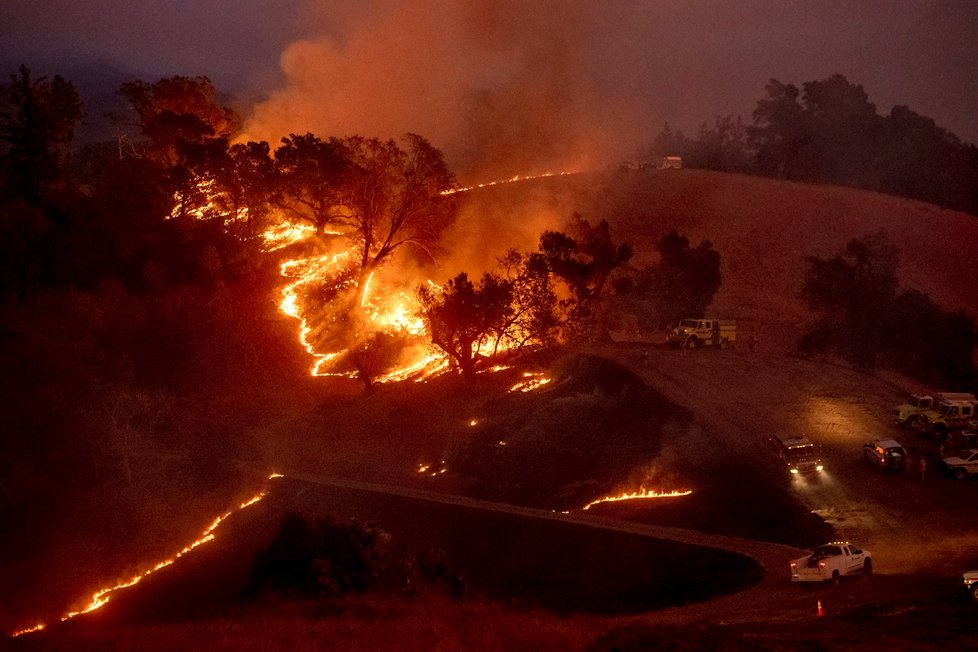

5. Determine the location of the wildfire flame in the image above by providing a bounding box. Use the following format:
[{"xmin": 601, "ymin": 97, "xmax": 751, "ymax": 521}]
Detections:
[
  {"xmin": 440, "ymin": 171, "xmax": 575, "ymax": 196},
  {"xmin": 262, "ymin": 221, "xmax": 317, "ymax": 251},
  {"xmin": 180, "ymin": 171, "xmax": 574, "ymax": 384},
  {"xmin": 416, "ymin": 460, "xmax": 447, "ymax": 476},
  {"xmin": 266, "ymin": 172, "xmax": 578, "ymax": 381},
  {"xmin": 581, "ymin": 486, "xmax": 692, "ymax": 511},
  {"xmin": 11, "ymin": 473, "xmax": 283, "ymax": 638},
  {"xmin": 509, "ymin": 371, "xmax": 552, "ymax": 393}
]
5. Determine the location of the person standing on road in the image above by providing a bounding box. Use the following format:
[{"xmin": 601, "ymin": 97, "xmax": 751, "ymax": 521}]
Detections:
[{"xmin": 919, "ymin": 456, "xmax": 927, "ymax": 481}]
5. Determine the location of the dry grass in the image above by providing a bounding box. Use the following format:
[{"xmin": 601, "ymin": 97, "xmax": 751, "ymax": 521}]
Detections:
[{"xmin": 9, "ymin": 170, "xmax": 978, "ymax": 648}]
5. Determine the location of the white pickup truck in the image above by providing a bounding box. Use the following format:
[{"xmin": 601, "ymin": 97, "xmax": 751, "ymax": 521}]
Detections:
[{"xmin": 790, "ymin": 542, "xmax": 872, "ymax": 584}]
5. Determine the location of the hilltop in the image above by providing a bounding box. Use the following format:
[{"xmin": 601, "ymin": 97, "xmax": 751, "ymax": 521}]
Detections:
[{"xmin": 451, "ymin": 168, "xmax": 978, "ymax": 353}]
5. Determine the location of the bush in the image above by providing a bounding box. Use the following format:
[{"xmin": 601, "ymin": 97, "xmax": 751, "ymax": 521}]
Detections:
[{"xmin": 241, "ymin": 512, "xmax": 463, "ymax": 600}]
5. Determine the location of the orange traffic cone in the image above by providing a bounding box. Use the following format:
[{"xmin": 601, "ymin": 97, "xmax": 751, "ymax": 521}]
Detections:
[{"xmin": 817, "ymin": 599, "xmax": 825, "ymax": 617}]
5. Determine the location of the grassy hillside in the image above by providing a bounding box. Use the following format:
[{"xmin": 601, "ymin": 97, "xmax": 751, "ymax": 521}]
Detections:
[{"xmin": 453, "ymin": 169, "xmax": 978, "ymax": 352}]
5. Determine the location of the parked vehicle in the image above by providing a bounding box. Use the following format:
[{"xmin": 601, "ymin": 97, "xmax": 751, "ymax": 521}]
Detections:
[
  {"xmin": 941, "ymin": 449, "xmax": 978, "ymax": 480},
  {"xmin": 658, "ymin": 155, "xmax": 683, "ymax": 169},
  {"xmin": 667, "ymin": 318, "xmax": 736, "ymax": 349},
  {"xmin": 765, "ymin": 434, "xmax": 823, "ymax": 474},
  {"xmin": 893, "ymin": 393, "xmax": 934, "ymax": 428},
  {"xmin": 938, "ymin": 429, "xmax": 978, "ymax": 458},
  {"xmin": 964, "ymin": 570, "xmax": 978, "ymax": 602},
  {"xmin": 790, "ymin": 542, "xmax": 872, "ymax": 584},
  {"xmin": 863, "ymin": 439, "xmax": 908, "ymax": 472},
  {"xmin": 914, "ymin": 397, "xmax": 978, "ymax": 438},
  {"xmin": 893, "ymin": 392, "xmax": 975, "ymax": 428}
]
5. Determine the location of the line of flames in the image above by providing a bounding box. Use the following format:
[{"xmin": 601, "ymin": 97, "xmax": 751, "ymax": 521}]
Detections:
[
  {"xmin": 11, "ymin": 473, "xmax": 284, "ymax": 638},
  {"xmin": 440, "ymin": 171, "xmax": 574, "ymax": 196},
  {"xmin": 581, "ymin": 487, "xmax": 693, "ymax": 511},
  {"xmin": 181, "ymin": 171, "xmax": 576, "ymax": 383},
  {"xmin": 269, "ymin": 171, "xmax": 578, "ymax": 381},
  {"xmin": 509, "ymin": 371, "xmax": 552, "ymax": 393}
]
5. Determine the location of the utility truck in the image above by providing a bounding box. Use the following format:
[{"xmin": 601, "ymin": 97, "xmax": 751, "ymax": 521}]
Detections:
[
  {"xmin": 667, "ymin": 319, "xmax": 736, "ymax": 349},
  {"xmin": 914, "ymin": 396, "xmax": 978, "ymax": 438},
  {"xmin": 894, "ymin": 392, "xmax": 975, "ymax": 429},
  {"xmin": 790, "ymin": 542, "xmax": 872, "ymax": 584}
]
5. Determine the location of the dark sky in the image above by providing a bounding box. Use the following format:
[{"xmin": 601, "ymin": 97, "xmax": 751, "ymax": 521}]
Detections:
[{"xmin": 2, "ymin": 1, "xmax": 976, "ymax": 172}]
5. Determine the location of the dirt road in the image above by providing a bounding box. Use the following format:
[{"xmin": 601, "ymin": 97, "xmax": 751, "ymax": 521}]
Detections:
[{"xmin": 600, "ymin": 341, "xmax": 978, "ymax": 578}]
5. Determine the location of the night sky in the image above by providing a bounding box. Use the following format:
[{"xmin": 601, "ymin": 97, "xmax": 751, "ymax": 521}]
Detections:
[{"xmin": 2, "ymin": 1, "xmax": 976, "ymax": 172}]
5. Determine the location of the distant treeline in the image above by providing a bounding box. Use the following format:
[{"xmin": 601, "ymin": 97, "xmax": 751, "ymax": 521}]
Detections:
[{"xmin": 648, "ymin": 74, "xmax": 978, "ymax": 215}]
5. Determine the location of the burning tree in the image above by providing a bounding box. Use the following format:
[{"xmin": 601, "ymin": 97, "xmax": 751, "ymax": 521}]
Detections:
[
  {"xmin": 272, "ymin": 133, "xmax": 349, "ymax": 236},
  {"xmin": 267, "ymin": 133, "xmax": 457, "ymax": 381},
  {"xmin": 341, "ymin": 134, "xmax": 456, "ymax": 289},
  {"xmin": 418, "ymin": 272, "xmax": 513, "ymax": 379},
  {"xmin": 497, "ymin": 248, "xmax": 562, "ymax": 349}
]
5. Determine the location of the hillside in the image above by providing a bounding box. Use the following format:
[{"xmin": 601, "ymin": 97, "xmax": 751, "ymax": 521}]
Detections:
[
  {"xmin": 451, "ymin": 169, "xmax": 978, "ymax": 353},
  {"xmin": 8, "ymin": 171, "xmax": 978, "ymax": 649}
]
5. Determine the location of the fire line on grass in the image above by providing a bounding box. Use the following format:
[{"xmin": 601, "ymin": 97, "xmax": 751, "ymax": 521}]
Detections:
[{"xmin": 10, "ymin": 473, "xmax": 284, "ymax": 638}]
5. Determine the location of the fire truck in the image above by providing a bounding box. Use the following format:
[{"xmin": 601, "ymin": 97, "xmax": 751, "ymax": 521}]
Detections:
[
  {"xmin": 667, "ymin": 319, "xmax": 736, "ymax": 349},
  {"xmin": 893, "ymin": 392, "xmax": 975, "ymax": 428},
  {"xmin": 914, "ymin": 396, "xmax": 978, "ymax": 438}
]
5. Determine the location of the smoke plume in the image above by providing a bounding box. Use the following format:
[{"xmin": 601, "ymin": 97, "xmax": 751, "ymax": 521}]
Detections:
[{"xmin": 243, "ymin": 0, "xmax": 645, "ymax": 182}]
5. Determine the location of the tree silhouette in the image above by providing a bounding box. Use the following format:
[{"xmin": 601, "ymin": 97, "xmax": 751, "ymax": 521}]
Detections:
[
  {"xmin": 418, "ymin": 272, "xmax": 513, "ymax": 379},
  {"xmin": 0, "ymin": 65, "xmax": 82, "ymax": 202},
  {"xmin": 531, "ymin": 214, "xmax": 631, "ymax": 339},
  {"xmin": 748, "ymin": 78, "xmax": 808, "ymax": 179},
  {"xmin": 272, "ymin": 133, "xmax": 349, "ymax": 236},
  {"xmin": 340, "ymin": 133, "xmax": 456, "ymax": 289},
  {"xmin": 497, "ymin": 248, "xmax": 561, "ymax": 349},
  {"xmin": 624, "ymin": 231, "xmax": 722, "ymax": 328},
  {"xmin": 117, "ymin": 76, "xmax": 240, "ymax": 167},
  {"xmin": 800, "ymin": 230, "xmax": 898, "ymax": 368},
  {"xmin": 799, "ymin": 231, "xmax": 974, "ymax": 387}
]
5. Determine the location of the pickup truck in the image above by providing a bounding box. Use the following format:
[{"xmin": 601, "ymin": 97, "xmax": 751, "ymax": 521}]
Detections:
[
  {"xmin": 790, "ymin": 542, "xmax": 872, "ymax": 584},
  {"xmin": 941, "ymin": 449, "xmax": 978, "ymax": 480}
]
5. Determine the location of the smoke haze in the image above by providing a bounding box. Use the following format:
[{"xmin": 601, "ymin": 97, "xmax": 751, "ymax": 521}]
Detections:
[
  {"xmin": 242, "ymin": 1, "xmax": 642, "ymax": 181},
  {"xmin": 241, "ymin": 0, "xmax": 978, "ymax": 185}
]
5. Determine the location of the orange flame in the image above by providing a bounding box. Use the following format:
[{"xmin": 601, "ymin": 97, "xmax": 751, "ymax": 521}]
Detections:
[
  {"xmin": 509, "ymin": 371, "xmax": 552, "ymax": 392},
  {"xmin": 415, "ymin": 460, "xmax": 448, "ymax": 476},
  {"xmin": 182, "ymin": 172, "xmax": 566, "ymax": 384},
  {"xmin": 10, "ymin": 473, "xmax": 283, "ymax": 638},
  {"xmin": 581, "ymin": 486, "xmax": 692, "ymax": 511},
  {"xmin": 440, "ymin": 171, "xmax": 576, "ymax": 196}
]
